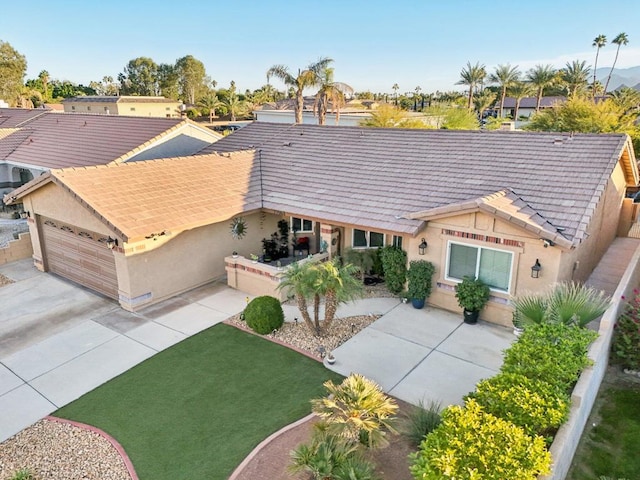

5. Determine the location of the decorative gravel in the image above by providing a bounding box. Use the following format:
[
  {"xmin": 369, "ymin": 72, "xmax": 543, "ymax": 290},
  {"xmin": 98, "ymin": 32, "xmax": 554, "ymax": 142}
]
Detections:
[{"xmin": 0, "ymin": 419, "xmax": 131, "ymax": 480}]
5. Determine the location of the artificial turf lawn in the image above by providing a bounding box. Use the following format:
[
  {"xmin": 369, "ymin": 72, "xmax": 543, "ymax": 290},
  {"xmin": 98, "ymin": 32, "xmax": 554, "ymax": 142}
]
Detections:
[
  {"xmin": 55, "ymin": 323, "xmax": 343, "ymax": 480},
  {"xmin": 567, "ymin": 384, "xmax": 640, "ymax": 480}
]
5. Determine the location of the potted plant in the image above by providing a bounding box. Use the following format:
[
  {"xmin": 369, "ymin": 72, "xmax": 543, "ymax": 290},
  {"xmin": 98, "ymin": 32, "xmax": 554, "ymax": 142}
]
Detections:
[
  {"xmin": 407, "ymin": 260, "xmax": 435, "ymax": 309},
  {"xmin": 232, "ymin": 251, "xmax": 238, "ymax": 258},
  {"xmin": 250, "ymin": 253, "xmax": 259, "ymax": 263},
  {"xmin": 454, "ymin": 276, "xmax": 490, "ymax": 324}
]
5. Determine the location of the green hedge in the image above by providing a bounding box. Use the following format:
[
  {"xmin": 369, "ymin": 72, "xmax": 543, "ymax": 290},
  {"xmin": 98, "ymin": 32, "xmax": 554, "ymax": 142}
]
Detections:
[{"xmin": 243, "ymin": 296, "xmax": 284, "ymax": 335}]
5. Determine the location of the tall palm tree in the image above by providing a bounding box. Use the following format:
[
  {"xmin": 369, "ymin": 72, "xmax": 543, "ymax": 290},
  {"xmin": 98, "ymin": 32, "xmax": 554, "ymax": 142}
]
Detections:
[
  {"xmin": 267, "ymin": 57, "xmax": 333, "ymax": 124},
  {"xmin": 38, "ymin": 70, "xmax": 50, "ymax": 100},
  {"xmin": 526, "ymin": 64, "xmax": 557, "ymax": 112},
  {"xmin": 592, "ymin": 35, "xmax": 607, "ymax": 100},
  {"xmin": 456, "ymin": 61, "xmax": 486, "ymax": 110},
  {"xmin": 604, "ymin": 32, "xmax": 629, "ymax": 94},
  {"xmin": 392, "ymin": 83, "xmax": 399, "ymax": 105},
  {"xmin": 561, "ymin": 60, "xmax": 591, "ymax": 97},
  {"xmin": 314, "ymin": 67, "xmax": 353, "ymax": 125},
  {"xmin": 489, "ymin": 64, "xmax": 520, "ymax": 117},
  {"xmin": 509, "ymin": 81, "xmax": 534, "ymax": 121}
]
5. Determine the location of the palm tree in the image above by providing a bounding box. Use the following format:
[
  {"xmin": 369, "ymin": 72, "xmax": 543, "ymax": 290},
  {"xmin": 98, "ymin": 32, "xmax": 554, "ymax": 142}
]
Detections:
[
  {"xmin": 392, "ymin": 83, "xmax": 399, "ymax": 105},
  {"xmin": 311, "ymin": 374, "xmax": 399, "ymax": 448},
  {"xmin": 509, "ymin": 81, "xmax": 534, "ymax": 121},
  {"xmin": 456, "ymin": 61, "xmax": 486, "ymax": 110},
  {"xmin": 592, "ymin": 35, "xmax": 607, "ymax": 100},
  {"xmin": 314, "ymin": 67, "xmax": 353, "ymax": 125},
  {"xmin": 267, "ymin": 57, "xmax": 333, "ymax": 124},
  {"xmin": 197, "ymin": 93, "xmax": 223, "ymax": 122},
  {"xmin": 561, "ymin": 60, "xmax": 591, "ymax": 97},
  {"xmin": 38, "ymin": 70, "xmax": 50, "ymax": 100},
  {"xmin": 526, "ymin": 64, "xmax": 557, "ymax": 112},
  {"xmin": 414, "ymin": 86, "xmax": 422, "ymax": 111},
  {"xmin": 604, "ymin": 32, "xmax": 629, "ymax": 94},
  {"xmin": 489, "ymin": 64, "xmax": 520, "ymax": 117},
  {"xmin": 313, "ymin": 260, "xmax": 363, "ymax": 334},
  {"xmin": 276, "ymin": 261, "xmax": 314, "ymax": 332},
  {"xmin": 359, "ymin": 104, "xmax": 428, "ymax": 129},
  {"xmin": 473, "ymin": 89, "xmax": 496, "ymax": 119}
]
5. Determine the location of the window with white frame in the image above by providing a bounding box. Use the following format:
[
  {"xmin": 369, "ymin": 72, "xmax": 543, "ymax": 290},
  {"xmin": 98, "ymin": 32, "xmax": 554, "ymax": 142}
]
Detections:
[
  {"xmin": 392, "ymin": 235, "xmax": 403, "ymax": 248},
  {"xmin": 353, "ymin": 229, "xmax": 385, "ymax": 248},
  {"xmin": 446, "ymin": 242, "xmax": 513, "ymax": 292},
  {"xmin": 291, "ymin": 216, "xmax": 313, "ymax": 232}
]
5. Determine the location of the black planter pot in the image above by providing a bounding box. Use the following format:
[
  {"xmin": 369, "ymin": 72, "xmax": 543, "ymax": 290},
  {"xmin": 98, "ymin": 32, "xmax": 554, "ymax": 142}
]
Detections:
[
  {"xmin": 463, "ymin": 309, "xmax": 479, "ymax": 324},
  {"xmin": 411, "ymin": 298, "xmax": 426, "ymax": 309}
]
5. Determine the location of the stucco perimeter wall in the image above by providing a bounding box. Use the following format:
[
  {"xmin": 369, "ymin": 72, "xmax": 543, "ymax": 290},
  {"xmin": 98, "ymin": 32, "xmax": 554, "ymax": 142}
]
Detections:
[
  {"xmin": 558, "ymin": 166, "xmax": 627, "ymax": 284},
  {"xmin": 118, "ymin": 212, "xmax": 279, "ymax": 311},
  {"xmin": 542, "ymin": 240, "xmax": 640, "ymax": 480},
  {"xmin": 0, "ymin": 232, "xmax": 32, "ymax": 265},
  {"xmin": 402, "ymin": 212, "xmax": 561, "ymax": 327}
]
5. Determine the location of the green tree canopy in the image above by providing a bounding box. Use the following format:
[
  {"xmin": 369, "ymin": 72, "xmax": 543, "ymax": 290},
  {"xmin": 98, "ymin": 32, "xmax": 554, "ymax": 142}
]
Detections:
[
  {"xmin": 0, "ymin": 40, "xmax": 27, "ymax": 106},
  {"xmin": 175, "ymin": 55, "xmax": 206, "ymax": 104},
  {"xmin": 118, "ymin": 57, "xmax": 158, "ymax": 96},
  {"xmin": 561, "ymin": 60, "xmax": 591, "ymax": 97},
  {"xmin": 360, "ymin": 104, "xmax": 431, "ymax": 129}
]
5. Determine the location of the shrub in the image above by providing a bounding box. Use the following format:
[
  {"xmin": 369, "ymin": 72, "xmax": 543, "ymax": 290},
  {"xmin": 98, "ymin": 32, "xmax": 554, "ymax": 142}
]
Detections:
[
  {"xmin": 379, "ymin": 246, "xmax": 407, "ymax": 294},
  {"xmin": 467, "ymin": 372, "xmax": 570, "ymax": 442},
  {"xmin": 402, "ymin": 399, "xmax": 442, "ymax": 446},
  {"xmin": 613, "ymin": 290, "xmax": 640, "ymax": 370},
  {"xmin": 243, "ymin": 295, "xmax": 284, "ymax": 334},
  {"xmin": 409, "ymin": 399, "xmax": 551, "ymax": 480},
  {"xmin": 407, "ymin": 260, "xmax": 436, "ymax": 300},
  {"xmin": 454, "ymin": 276, "xmax": 490, "ymax": 311},
  {"xmin": 10, "ymin": 470, "xmax": 33, "ymax": 480},
  {"xmin": 501, "ymin": 323, "xmax": 597, "ymax": 392}
]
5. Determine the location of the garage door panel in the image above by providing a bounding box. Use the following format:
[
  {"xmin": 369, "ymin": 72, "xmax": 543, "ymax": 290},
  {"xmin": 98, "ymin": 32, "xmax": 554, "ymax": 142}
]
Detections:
[{"xmin": 41, "ymin": 218, "xmax": 118, "ymax": 299}]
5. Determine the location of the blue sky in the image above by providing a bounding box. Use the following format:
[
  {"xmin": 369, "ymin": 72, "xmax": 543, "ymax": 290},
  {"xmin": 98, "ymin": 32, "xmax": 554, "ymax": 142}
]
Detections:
[{"xmin": 1, "ymin": 0, "xmax": 639, "ymax": 95}]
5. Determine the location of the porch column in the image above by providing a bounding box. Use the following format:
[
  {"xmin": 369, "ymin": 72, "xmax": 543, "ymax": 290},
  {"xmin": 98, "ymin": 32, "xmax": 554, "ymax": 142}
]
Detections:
[{"xmin": 320, "ymin": 223, "xmax": 340, "ymax": 260}]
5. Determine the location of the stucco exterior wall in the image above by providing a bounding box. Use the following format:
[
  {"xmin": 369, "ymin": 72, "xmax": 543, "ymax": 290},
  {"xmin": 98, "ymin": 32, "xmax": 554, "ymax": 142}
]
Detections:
[
  {"xmin": 127, "ymin": 124, "xmax": 221, "ymax": 161},
  {"xmin": 117, "ymin": 212, "xmax": 280, "ymax": 310},
  {"xmin": 0, "ymin": 232, "xmax": 32, "ymax": 264},
  {"xmin": 63, "ymin": 100, "xmax": 181, "ymax": 117}
]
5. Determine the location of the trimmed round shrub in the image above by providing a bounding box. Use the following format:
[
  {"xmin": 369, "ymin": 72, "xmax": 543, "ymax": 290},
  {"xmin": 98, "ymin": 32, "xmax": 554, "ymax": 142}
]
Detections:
[
  {"xmin": 410, "ymin": 400, "xmax": 551, "ymax": 480},
  {"xmin": 243, "ymin": 296, "xmax": 284, "ymax": 334},
  {"xmin": 467, "ymin": 372, "xmax": 570, "ymax": 442}
]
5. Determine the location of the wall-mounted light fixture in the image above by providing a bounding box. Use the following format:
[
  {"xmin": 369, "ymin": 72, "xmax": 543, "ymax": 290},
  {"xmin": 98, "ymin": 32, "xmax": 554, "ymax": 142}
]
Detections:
[
  {"xmin": 418, "ymin": 238, "xmax": 428, "ymax": 255},
  {"xmin": 531, "ymin": 259, "xmax": 542, "ymax": 278},
  {"xmin": 20, "ymin": 211, "xmax": 30, "ymax": 219},
  {"xmin": 106, "ymin": 237, "xmax": 119, "ymax": 250}
]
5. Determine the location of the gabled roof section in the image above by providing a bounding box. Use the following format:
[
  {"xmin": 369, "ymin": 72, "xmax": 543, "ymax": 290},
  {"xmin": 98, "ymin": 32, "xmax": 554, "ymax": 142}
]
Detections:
[
  {"xmin": 407, "ymin": 190, "xmax": 573, "ymax": 249},
  {"xmin": 206, "ymin": 123, "xmax": 633, "ymax": 243},
  {"xmin": 3, "ymin": 113, "xmax": 187, "ymax": 169},
  {"xmin": 0, "ymin": 108, "xmax": 49, "ymax": 127},
  {"xmin": 0, "ymin": 128, "xmax": 33, "ymax": 160},
  {"xmin": 8, "ymin": 151, "xmax": 262, "ymax": 242}
]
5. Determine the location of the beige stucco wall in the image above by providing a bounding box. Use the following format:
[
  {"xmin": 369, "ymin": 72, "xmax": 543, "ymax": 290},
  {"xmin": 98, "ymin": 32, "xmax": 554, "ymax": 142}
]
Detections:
[
  {"xmin": 63, "ymin": 99, "xmax": 181, "ymax": 117},
  {"xmin": 117, "ymin": 212, "xmax": 280, "ymax": 310},
  {"xmin": 0, "ymin": 232, "xmax": 32, "ymax": 265},
  {"xmin": 126, "ymin": 123, "xmax": 221, "ymax": 161}
]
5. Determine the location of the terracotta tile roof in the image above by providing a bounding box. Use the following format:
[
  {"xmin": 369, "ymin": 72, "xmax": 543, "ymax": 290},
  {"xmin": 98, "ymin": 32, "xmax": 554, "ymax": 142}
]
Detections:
[
  {"xmin": 0, "ymin": 108, "xmax": 49, "ymax": 127},
  {"xmin": 205, "ymin": 123, "xmax": 634, "ymax": 245},
  {"xmin": 40, "ymin": 151, "xmax": 261, "ymax": 241},
  {"xmin": 3, "ymin": 113, "xmax": 188, "ymax": 169}
]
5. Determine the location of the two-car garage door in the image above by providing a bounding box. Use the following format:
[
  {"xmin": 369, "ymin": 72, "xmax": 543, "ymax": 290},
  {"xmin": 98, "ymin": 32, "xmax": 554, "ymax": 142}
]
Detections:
[{"xmin": 41, "ymin": 217, "xmax": 119, "ymax": 299}]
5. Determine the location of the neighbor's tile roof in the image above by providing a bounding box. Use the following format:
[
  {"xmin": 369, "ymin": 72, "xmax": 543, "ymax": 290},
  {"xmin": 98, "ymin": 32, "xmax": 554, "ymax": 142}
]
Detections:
[
  {"xmin": 30, "ymin": 151, "xmax": 261, "ymax": 241},
  {"xmin": 203, "ymin": 122, "xmax": 633, "ymax": 245},
  {"xmin": 3, "ymin": 113, "xmax": 187, "ymax": 169},
  {"xmin": 62, "ymin": 96, "xmax": 179, "ymax": 104},
  {"xmin": 501, "ymin": 96, "xmax": 565, "ymax": 109},
  {"xmin": 0, "ymin": 129, "xmax": 32, "ymax": 159},
  {"xmin": 0, "ymin": 108, "xmax": 49, "ymax": 127}
]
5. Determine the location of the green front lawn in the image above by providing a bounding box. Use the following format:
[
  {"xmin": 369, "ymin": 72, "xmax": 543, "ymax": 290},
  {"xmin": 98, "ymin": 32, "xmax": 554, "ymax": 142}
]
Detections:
[
  {"xmin": 55, "ymin": 324, "xmax": 342, "ymax": 480},
  {"xmin": 567, "ymin": 381, "xmax": 640, "ymax": 480}
]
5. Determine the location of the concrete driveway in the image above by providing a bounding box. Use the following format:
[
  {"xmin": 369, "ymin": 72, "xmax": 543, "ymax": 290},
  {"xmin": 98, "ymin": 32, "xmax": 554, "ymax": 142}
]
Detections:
[{"xmin": 1, "ymin": 259, "xmax": 515, "ymax": 444}]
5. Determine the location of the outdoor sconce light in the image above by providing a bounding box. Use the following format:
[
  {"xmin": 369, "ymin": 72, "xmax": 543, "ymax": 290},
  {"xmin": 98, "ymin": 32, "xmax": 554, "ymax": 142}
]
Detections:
[
  {"xmin": 20, "ymin": 211, "xmax": 30, "ymax": 219},
  {"xmin": 418, "ymin": 238, "xmax": 428, "ymax": 255},
  {"xmin": 531, "ymin": 259, "xmax": 542, "ymax": 278},
  {"xmin": 106, "ymin": 237, "xmax": 118, "ymax": 250}
]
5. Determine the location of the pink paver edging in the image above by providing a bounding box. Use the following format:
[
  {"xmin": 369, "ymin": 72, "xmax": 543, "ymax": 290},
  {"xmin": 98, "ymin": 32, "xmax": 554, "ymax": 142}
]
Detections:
[
  {"xmin": 46, "ymin": 416, "xmax": 139, "ymax": 480},
  {"xmin": 227, "ymin": 413, "xmax": 316, "ymax": 480}
]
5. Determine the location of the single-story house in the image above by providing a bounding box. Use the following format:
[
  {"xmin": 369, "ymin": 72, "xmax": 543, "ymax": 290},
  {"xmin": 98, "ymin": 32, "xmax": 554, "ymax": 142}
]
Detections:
[
  {"xmin": 0, "ymin": 108, "xmax": 222, "ymax": 195},
  {"xmin": 5, "ymin": 123, "xmax": 638, "ymax": 326},
  {"xmin": 62, "ymin": 96, "xmax": 183, "ymax": 118},
  {"xmin": 500, "ymin": 96, "xmax": 566, "ymax": 119}
]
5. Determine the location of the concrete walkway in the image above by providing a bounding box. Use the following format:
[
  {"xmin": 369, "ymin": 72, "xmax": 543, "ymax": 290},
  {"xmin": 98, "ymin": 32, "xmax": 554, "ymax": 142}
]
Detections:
[{"xmin": 0, "ymin": 259, "xmax": 514, "ymax": 443}]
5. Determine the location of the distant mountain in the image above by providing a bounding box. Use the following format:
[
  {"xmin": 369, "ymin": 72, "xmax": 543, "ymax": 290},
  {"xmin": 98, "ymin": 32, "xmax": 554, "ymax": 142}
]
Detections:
[{"xmin": 595, "ymin": 66, "xmax": 640, "ymax": 91}]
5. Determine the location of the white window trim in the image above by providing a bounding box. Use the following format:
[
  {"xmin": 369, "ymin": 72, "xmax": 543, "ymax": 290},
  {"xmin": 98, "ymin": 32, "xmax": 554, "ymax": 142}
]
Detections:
[
  {"xmin": 290, "ymin": 216, "xmax": 314, "ymax": 233},
  {"xmin": 444, "ymin": 240, "xmax": 514, "ymax": 293},
  {"xmin": 352, "ymin": 229, "xmax": 386, "ymax": 249}
]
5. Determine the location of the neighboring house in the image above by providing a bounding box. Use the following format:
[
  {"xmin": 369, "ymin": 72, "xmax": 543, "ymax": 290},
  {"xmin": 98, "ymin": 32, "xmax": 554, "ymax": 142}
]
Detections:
[
  {"xmin": 255, "ymin": 97, "xmax": 373, "ymax": 126},
  {"xmin": 6, "ymin": 123, "xmax": 638, "ymax": 326},
  {"xmin": 62, "ymin": 96, "xmax": 183, "ymax": 117},
  {"xmin": 500, "ymin": 96, "xmax": 566, "ymax": 119},
  {"xmin": 0, "ymin": 108, "xmax": 222, "ymax": 195}
]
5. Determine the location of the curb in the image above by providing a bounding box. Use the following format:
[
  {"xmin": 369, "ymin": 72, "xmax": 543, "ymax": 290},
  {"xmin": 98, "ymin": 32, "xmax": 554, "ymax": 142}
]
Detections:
[
  {"xmin": 227, "ymin": 413, "xmax": 316, "ymax": 480},
  {"xmin": 46, "ymin": 416, "xmax": 139, "ymax": 480}
]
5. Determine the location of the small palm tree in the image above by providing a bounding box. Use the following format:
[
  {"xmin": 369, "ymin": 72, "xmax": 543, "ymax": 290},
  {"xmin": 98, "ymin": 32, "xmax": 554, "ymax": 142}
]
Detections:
[
  {"xmin": 473, "ymin": 89, "xmax": 497, "ymax": 118},
  {"xmin": 276, "ymin": 261, "xmax": 315, "ymax": 332},
  {"xmin": 509, "ymin": 81, "xmax": 534, "ymax": 121},
  {"xmin": 457, "ymin": 61, "xmax": 486, "ymax": 110},
  {"xmin": 360, "ymin": 104, "xmax": 428, "ymax": 129},
  {"xmin": 313, "ymin": 260, "xmax": 363, "ymax": 334},
  {"xmin": 311, "ymin": 374, "xmax": 399, "ymax": 448},
  {"xmin": 561, "ymin": 60, "xmax": 591, "ymax": 97},
  {"xmin": 604, "ymin": 32, "xmax": 629, "ymax": 94},
  {"xmin": 267, "ymin": 57, "xmax": 333, "ymax": 124},
  {"xmin": 197, "ymin": 93, "xmax": 223, "ymax": 122},
  {"xmin": 526, "ymin": 64, "xmax": 557, "ymax": 112},
  {"xmin": 490, "ymin": 64, "xmax": 521, "ymax": 117},
  {"xmin": 592, "ymin": 34, "xmax": 607, "ymax": 100}
]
